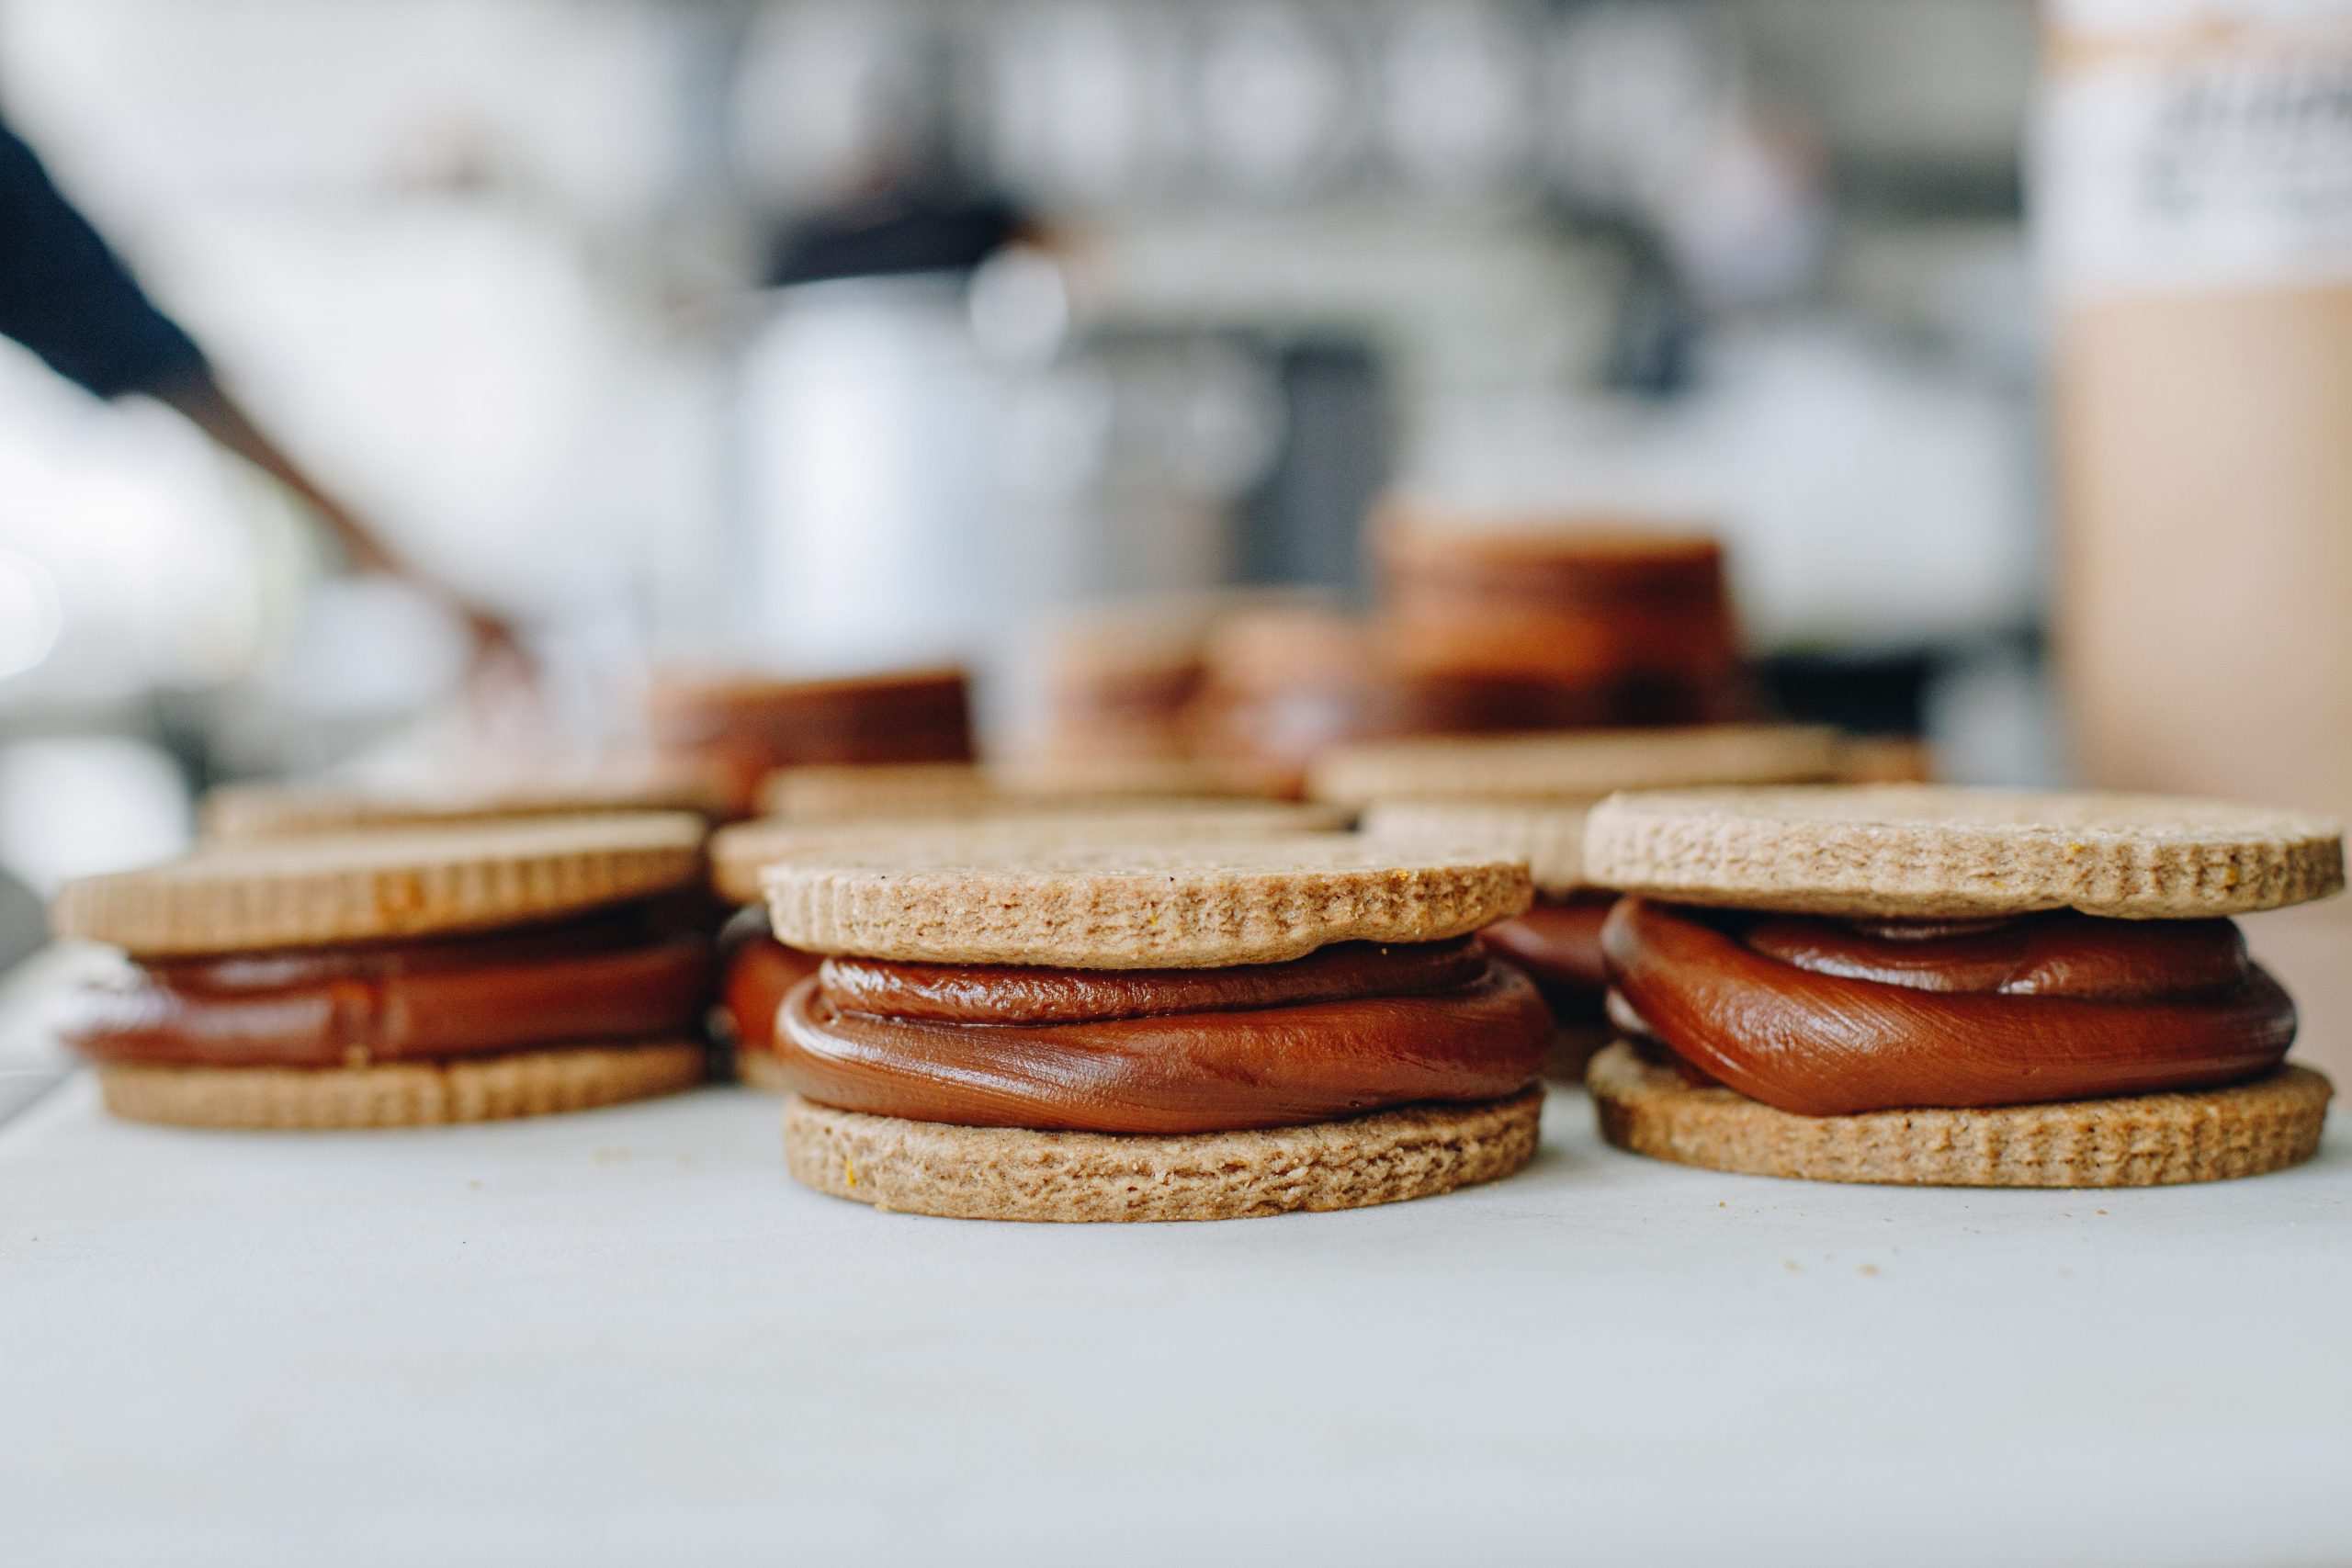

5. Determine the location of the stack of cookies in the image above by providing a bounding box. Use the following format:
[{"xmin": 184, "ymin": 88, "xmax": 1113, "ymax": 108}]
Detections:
[
  {"xmin": 51, "ymin": 815, "xmax": 714, "ymax": 1129},
  {"xmin": 1316, "ymin": 726, "xmax": 1844, "ymax": 1075},
  {"xmin": 644, "ymin": 667, "xmax": 977, "ymax": 815},
  {"xmin": 1185, "ymin": 604, "xmax": 1597, "ymax": 795},
  {"xmin": 1578, "ymin": 785, "xmax": 2343, "ymax": 1187},
  {"xmin": 1374, "ymin": 507, "xmax": 1754, "ymax": 727},
  {"xmin": 1022, "ymin": 590, "xmax": 1368, "ymax": 800},
  {"xmin": 1028, "ymin": 596, "xmax": 1233, "ymax": 772},
  {"xmin": 755, "ymin": 835, "xmax": 1554, "ymax": 1221}
]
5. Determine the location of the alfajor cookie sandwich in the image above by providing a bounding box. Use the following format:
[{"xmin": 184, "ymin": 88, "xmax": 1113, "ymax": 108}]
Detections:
[
  {"xmin": 1373, "ymin": 508, "xmax": 1752, "ymax": 726},
  {"xmin": 1031, "ymin": 589, "xmax": 1317, "ymax": 773},
  {"xmin": 1579, "ymin": 785, "xmax": 2344, "ymax": 1187},
  {"xmin": 706, "ymin": 803, "xmax": 1346, "ymax": 1091},
  {"xmin": 757, "ymin": 835, "xmax": 1553, "ymax": 1221},
  {"xmin": 1187, "ymin": 604, "xmax": 1603, "ymax": 798},
  {"xmin": 51, "ymin": 815, "xmax": 715, "ymax": 1129},
  {"xmin": 1321, "ymin": 726, "xmax": 1844, "ymax": 1076},
  {"xmin": 645, "ymin": 666, "xmax": 975, "ymax": 814}
]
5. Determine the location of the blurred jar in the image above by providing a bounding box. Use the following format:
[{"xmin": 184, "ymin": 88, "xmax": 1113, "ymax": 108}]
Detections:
[
  {"xmin": 734, "ymin": 275, "xmax": 1007, "ymax": 674},
  {"xmin": 2044, "ymin": 0, "xmax": 2352, "ymax": 1074}
]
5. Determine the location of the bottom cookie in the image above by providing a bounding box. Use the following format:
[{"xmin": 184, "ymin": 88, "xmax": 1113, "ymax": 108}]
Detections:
[
  {"xmin": 96, "ymin": 1042, "xmax": 708, "ymax": 1130},
  {"xmin": 1587, "ymin": 1041, "xmax": 2332, "ymax": 1188},
  {"xmin": 782, "ymin": 1087, "xmax": 1547, "ymax": 1222}
]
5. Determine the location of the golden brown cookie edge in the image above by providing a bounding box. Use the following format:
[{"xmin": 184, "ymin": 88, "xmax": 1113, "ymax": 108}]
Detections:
[
  {"xmin": 1585, "ymin": 1041, "xmax": 2331, "ymax": 1188},
  {"xmin": 763, "ymin": 851, "xmax": 1532, "ymax": 967},
  {"xmin": 53, "ymin": 814, "xmax": 708, "ymax": 956},
  {"xmin": 780, "ymin": 1087, "xmax": 1545, "ymax": 1221},
  {"xmin": 1581, "ymin": 785, "xmax": 2346, "ymax": 919},
  {"xmin": 94, "ymin": 1043, "xmax": 708, "ymax": 1130}
]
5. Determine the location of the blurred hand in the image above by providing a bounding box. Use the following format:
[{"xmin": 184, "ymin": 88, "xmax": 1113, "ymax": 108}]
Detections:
[{"xmin": 154, "ymin": 371, "xmax": 543, "ymax": 709}]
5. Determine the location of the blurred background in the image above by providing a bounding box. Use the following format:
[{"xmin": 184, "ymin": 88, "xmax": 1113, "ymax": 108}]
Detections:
[
  {"xmin": 0, "ymin": 0, "xmax": 2342, "ymax": 1055},
  {"xmin": 0, "ymin": 0, "xmax": 2043, "ymax": 874}
]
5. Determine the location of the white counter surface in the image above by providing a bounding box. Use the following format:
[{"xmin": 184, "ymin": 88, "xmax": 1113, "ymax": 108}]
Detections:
[{"xmin": 6, "ymin": 1068, "xmax": 2350, "ymax": 1567}]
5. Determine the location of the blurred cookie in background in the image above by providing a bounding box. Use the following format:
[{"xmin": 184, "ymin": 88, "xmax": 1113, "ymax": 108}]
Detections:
[{"xmin": 644, "ymin": 666, "xmax": 976, "ymax": 815}]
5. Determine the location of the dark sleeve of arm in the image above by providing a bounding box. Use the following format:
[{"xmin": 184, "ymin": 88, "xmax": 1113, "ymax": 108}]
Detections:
[{"xmin": 0, "ymin": 117, "xmax": 209, "ymax": 399}]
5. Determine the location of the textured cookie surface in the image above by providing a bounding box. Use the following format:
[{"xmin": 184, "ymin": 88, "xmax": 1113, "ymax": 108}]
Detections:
[
  {"xmin": 782, "ymin": 1087, "xmax": 1544, "ymax": 1221},
  {"xmin": 762, "ymin": 834, "xmax": 1530, "ymax": 967},
  {"xmin": 53, "ymin": 813, "xmax": 708, "ymax": 956},
  {"xmin": 710, "ymin": 804, "xmax": 1347, "ymax": 904},
  {"xmin": 96, "ymin": 1043, "xmax": 707, "ymax": 1130},
  {"xmin": 1587, "ymin": 1043, "xmax": 2330, "ymax": 1188},
  {"xmin": 1309, "ymin": 726, "xmax": 1842, "ymax": 808},
  {"xmin": 1582, "ymin": 784, "xmax": 2345, "ymax": 919},
  {"xmin": 199, "ymin": 761, "xmax": 729, "ymax": 841},
  {"xmin": 1362, "ymin": 800, "xmax": 1596, "ymax": 895}
]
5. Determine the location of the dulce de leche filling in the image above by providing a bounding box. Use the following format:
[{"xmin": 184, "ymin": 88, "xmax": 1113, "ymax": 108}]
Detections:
[
  {"xmin": 1482, "ymin": 894, "xmax": 1615, "ymax": 1018},
  {"xmin": 1602, "ymin": 897, "xmax": 2297, "ymax": 1116},
  {"xmin": 60, "ymin": 908, "xmax": 713, "ymax": 1071},
  {"xmin": 777, "ymin": 937, "xmax": 1552, "ymax": 1134},
  {"xmin": 716, "ymin": 905, "xmax": 823, "ymax": 1055}
]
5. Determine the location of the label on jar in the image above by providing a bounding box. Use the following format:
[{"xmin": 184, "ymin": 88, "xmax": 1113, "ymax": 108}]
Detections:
[{"xmin": 2040, "ymin": 0, "xmax": 2352, "ymax": 301}]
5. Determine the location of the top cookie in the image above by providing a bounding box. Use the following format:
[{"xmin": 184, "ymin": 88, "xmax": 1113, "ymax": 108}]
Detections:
[
  {"xmin": 760, "ymin": 833, "xmax": 1530, "ymax": 968},
  {"xmin": 53, "ymin": 813, "xmax": 708, "ymax": 956},
  {"xmin": 755, "ymin": 762, "xmax": 995, "ymax": 823},
  {"xmin": 1308, "ymin": 726, "xmax": 1844, "ymax": 808},
  {"xmin": 1581, "ymin": 784, "xmax": 2346, "ymax": 919},
  {"xmin": 711, "ymin": 803, "xmax": 1349, "ymax": 904},
  {"xmin": 200, "ymin": 759, "xmax": 730, "ymax": 841},
  {"xmin": 1360, "ymin": 800, "xmax": 1595, "ymax": 896}
]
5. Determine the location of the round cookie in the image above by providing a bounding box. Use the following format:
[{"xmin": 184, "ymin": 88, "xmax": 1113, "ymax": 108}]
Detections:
[
  {"xmin": 95, "ymin": 1043, "xmax": 709, "ymax": 1131},
  {"xmin": 782, "ymin": 1086, "xmax": 1545, "ymax": 1222},
  {"xmin": 1309, "ymin": 725, "xmax": 1843, "ymax": 809},
  {"xmin": 1588, "ymin": 1043, "xmax": 2331, "ymax": 1188},
  {"xmin": 1581, "ymin": 784, "xmax": 2345, "ymax": 919},
  {"xmin": 52, "ymin": 812, "xmax": 707, "ymax": 957},
  {"xmin": 708, "ymin": 803, "xmax": 1348, "ymax": 904},
  {"xmin": 198, "ymin": 761, "xmax": 730, "ymax": 841},
  {"xmin": 755, "ymin": 762, "xmax": 993, "ymax": 823},
  {"xmin": 1362, "ymin": 800, "xmax": 1593, "ymax": 897},
  {"xmin": 760, "ymin": 833, "xmax": 1532, "ymax": 968}
]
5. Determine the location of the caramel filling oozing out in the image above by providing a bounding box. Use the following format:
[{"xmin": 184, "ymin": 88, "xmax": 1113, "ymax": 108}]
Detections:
[
  {"xmin": 1601, "ymin": 897, "xmax": 2297, "ymax": 1117},
  {"xmin": 777, "ymin": 937, "xmax": 1553, "ymax": 1134},
  {"xmin": 1482, "ymin": 894, "xmax": 1616, "ymax": 1018},
  {"xmin": 62, "ymin": 908, "xmax": 713, "ymax": 1070}
]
